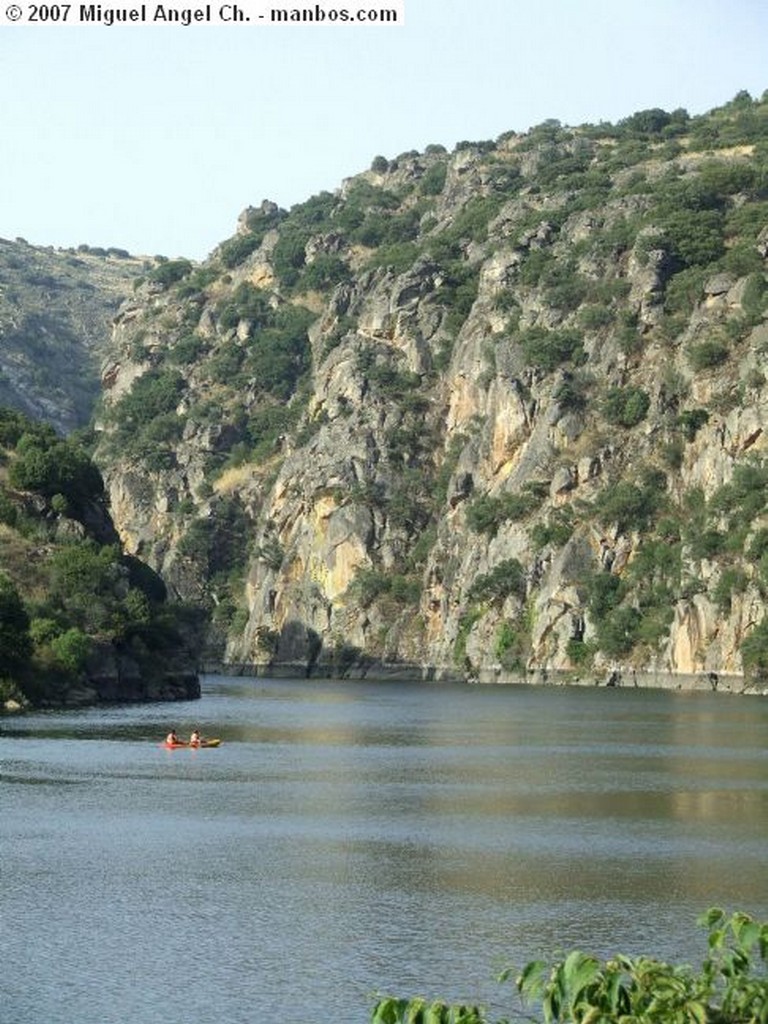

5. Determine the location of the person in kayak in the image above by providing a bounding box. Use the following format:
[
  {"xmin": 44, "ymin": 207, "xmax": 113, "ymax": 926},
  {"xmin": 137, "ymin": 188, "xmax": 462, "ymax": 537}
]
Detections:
[
  {"xmin": 189, "ymin": 729, "xmax": 202, "ymax": 747},
  {"xmin": 166, "ymin": 730, "xmax": 181, "ymax": 746}
]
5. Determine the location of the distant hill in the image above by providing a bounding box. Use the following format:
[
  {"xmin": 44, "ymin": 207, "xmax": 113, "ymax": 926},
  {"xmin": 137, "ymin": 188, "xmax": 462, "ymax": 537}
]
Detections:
[{"xmin": 0, "ymin": 239, "xmax": 144, "ymax": 432}]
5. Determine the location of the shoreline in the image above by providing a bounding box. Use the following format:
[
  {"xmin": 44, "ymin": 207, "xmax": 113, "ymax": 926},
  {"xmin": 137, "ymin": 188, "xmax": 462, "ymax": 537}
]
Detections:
[
  {"xmin": 202, "ymin": 661, "xmax": 768, "ymax": 696},
  {"xmin": 5, "ymin": 663, "xmax": 765, "ymax": 715}
]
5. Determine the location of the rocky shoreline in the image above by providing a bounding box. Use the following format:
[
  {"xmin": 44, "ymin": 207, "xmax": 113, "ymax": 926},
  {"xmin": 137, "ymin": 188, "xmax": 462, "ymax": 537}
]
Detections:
[{"xmin": 2, "ymin": 643, "xmax": 200, "ymax": 714}]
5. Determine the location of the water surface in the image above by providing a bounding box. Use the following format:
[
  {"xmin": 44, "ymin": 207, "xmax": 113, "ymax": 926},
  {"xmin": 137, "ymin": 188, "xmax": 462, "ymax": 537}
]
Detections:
[{"xmin": 2, "ymin": 676, "xmax": 768, "ymax": 1024}]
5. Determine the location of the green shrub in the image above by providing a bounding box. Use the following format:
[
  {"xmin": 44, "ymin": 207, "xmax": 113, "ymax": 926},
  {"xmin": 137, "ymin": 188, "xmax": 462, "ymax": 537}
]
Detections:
[
  {"xmin": 578, "ymin": 304, "xmax": 612, "ymax": 330},
  {"xmin": 676, "ymin": 408, "xmax": 710, "ymax": 441},
  {"xmin": 420, "ymin": 162, "xmax": 448, "ymax": 196},
  {"xmin": 688, "ymin": 529, "xmax": 727, "ymax": 560},
  {"xmin": 566, "ymin": 638, "xmax": 596, "ymax": 668},
  {"xmin": 495, "ymin": 620, "xmax": 528, "ymax": 672},
  {"xmin": 619, "ymin": 107, "xmax": 672, "ymax": 134},
  {"xmin": 354, "ymin": 568, "xmax": 419, "ymax": 607},
  {"xmin": 50, "ymin": 542, "xmax": 119, "ymax": 600},
  {"xmin": 518, "ymin": 328, "xmax": 585, "ymax": 372},
  {"xmin": 747, "ymin": 527, "xmax": 768, "ymax": 561},
  {"xmin": 687, "ymin": 338, "xmax": 729, "ymax": 371},
  {"xmin": 713, "ymin": 567, "xmax": 748, "ymax": 612},
  {"xmin": 530, "ymin": 509, "xmax": 575, "ymax": 550},
  {"xmin": 601, "ymin": 386, "xmax": 651, "ymax": 428},
  {"xmin": 664, "ymin": 266, "xmax": 708, "ymax": 314},
  {"xmin": 709, "ymin": 461, "xmax": 768, "ymax": 527},
  {"xmin": 372, "ymin": 911, "xmax": 768, "ymax": 1022},
  {"xmin": 593, "ymin": 474, "xmax": 666, "ymax": 534},
  {"xmin": 466, "ymin": 489, "xmax": 543, "ymax": 536},
  {"xmin": 0, "ymin": 488, "xmax": 18, "ymax": 527},
  {"xmin": 217, "ymin": 282, "xmax": 271, "ymax": 331},
  {"xmin": 364, "ymin": 241, "xmax": 420, "ymax": 273},
  {"xmin": 147, "ymin": 259, "xmax": 193, "ymax": 288},
  {"xmin": 742, "ymin": 272, "xmax": 768, "ymax": 321},
  {"xmin": 374, "ymin": 208, "xmax": 422, "ymax": 247},
  {"xmin": 0, "ymin": 407, "xmax": 34, "ymax": 448},
  {"xmin": 662, "ymin": 209, "xmax": 726, "ymax": 269},
  {"xmin": 207, "ymin": 341, "xmax": 245, "ymax": 384},
  {"xmin": 168, "ymin": 334, "xmax": 206, "ymax": 365},
  {"xmin": 453, "ymin": 606, "xmax": 483, "ymax": 667},
  {"xmin": 595, "ymin": 605, "xmax": 642, "ymax": 656},
  {"xmin": 140, "ymin": 413, "xmax": 184, "ymax": 445},
  {"xmin": 518, "ymin": 247, "xmax": 555, "ymax": 287},
  {"xmin": 300, "ymin": 255, "xmax": 350, "ymax": 291},
  {"xmin": 49, "ymin": 628, "xmax": 91, "ymax": 673},
  {"xmin": 244, "ymin": 330, "xmax": 309, "ymax": 400},
  {"xmin": 270, "ymin": 191, "xmax": 337, "ymax": 285},
  {"xmin": 584, "ymin": 571, "xmax": 625, "ymax": 621},
  {"xmin": 218, "ymin": 234, "xmax": 261, "ymax": 269},
  {"xmin": 178, "ymin": 499, "xmax": 249, "ymax": 579},
  {"xmin": 742, "ymin": 618, "xmax": 768, "ymax": 679},
  {"xmin": 112, "ymin": 370, "xmax": 185, "ymax": 431},
  {"xmin": 467, "ymin": 559, "xmax": 526, "ymax": 603},
  {"xmin": 0, "ymin": 573, "xmax": 32, "ymax": 677},
  {"xmin": 9, "ymin": 435, "xmax": 104, "ymax": 508}
]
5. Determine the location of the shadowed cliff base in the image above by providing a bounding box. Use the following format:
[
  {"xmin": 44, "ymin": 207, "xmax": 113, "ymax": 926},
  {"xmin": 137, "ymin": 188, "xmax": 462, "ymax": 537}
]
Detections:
[{"xmin": 205, "ymin": 663, "xmax": 767, "ymax": 694}]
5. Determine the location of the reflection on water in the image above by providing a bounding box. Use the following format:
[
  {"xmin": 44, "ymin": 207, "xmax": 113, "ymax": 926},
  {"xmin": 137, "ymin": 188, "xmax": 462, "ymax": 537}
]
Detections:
[{"xmin": 2, "ymin": 678, "xmax": 768, "ymax": 1024}]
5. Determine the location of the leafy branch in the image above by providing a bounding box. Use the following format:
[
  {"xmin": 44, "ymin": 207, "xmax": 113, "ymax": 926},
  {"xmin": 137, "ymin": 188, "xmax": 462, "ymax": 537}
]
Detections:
[{"xmin": 372, "ymin": 910, "xmax": 768, "ymax": 1024}]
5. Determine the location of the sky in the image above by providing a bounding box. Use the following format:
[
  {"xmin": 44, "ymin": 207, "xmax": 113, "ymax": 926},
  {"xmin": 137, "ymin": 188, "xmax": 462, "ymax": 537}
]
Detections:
[{"xmin": 1, "ymin": 0, "xmax": 767, "ymax": 261}]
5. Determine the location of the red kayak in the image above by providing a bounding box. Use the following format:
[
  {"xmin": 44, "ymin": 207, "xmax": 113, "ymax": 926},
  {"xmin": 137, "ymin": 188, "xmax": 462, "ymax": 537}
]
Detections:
[{"xmin": 162, "ymin": 738, "xmax": 221, "ymax": 749}]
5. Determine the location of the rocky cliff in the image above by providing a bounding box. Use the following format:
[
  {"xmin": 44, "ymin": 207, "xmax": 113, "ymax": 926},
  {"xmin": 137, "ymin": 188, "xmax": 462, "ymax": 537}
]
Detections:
[{"xmin": 94, "ymin": 92, "xmax": 768, "ymax": 691}]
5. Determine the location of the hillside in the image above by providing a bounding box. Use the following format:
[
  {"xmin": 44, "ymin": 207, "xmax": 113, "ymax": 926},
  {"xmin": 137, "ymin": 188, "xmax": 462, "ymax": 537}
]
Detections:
[
  {"xmin": 0, "ymin": 406, "xmax": 201, "ymax": 709},
  {"xmin": 93, "ymin": 90, "xmax": 768, "ymax": 690},
  {"xmin": 0, "ymin": 239, "xmax": 143, "ymax": 432}
]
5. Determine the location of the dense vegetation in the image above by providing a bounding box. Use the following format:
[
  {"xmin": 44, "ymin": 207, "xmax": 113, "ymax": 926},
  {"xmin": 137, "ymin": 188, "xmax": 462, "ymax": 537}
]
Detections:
[
  {"xmin": 372, "ymin": 909, "xmax": 768, "ymax": 1024},
  {"xmin": 0, "ymin": 406, "xmax": 200, "ymax": 708}
]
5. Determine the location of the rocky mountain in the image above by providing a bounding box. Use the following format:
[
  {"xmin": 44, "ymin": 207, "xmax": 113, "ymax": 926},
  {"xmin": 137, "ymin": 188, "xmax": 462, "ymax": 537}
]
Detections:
[
  {"xmin": 93, "ymin": 91, "xmax": 768, "ymax": 691},
  {"xmin": 0, "ymin": 238, "xmax": 143, "ymax": 432}
]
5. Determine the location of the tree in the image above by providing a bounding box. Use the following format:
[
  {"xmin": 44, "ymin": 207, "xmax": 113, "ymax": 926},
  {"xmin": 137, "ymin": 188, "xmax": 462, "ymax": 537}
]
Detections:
[
  {"xmin": 0, "ymin": 574, "xmax": 32, "ymax": 678},
  {"xmin": 49, "ymin": 629, "xmax": 91, "ymax": 673},
  {"xmin": 467, "ymin": 560, "xmax": 526, "ymax": 603},
  {"xmin": 740, "ymin": 619, "xmax": 768, "ymax": 680},
  {"xmin": 620, "ymin": 107, "xmax": 672, "ymax": 134}
]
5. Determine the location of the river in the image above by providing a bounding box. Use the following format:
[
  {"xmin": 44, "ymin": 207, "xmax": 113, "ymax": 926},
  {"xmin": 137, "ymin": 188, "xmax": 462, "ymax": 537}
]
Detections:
[{"xmin": 2, "ymin": 675, "xmax": 768, "ymax": 1024}]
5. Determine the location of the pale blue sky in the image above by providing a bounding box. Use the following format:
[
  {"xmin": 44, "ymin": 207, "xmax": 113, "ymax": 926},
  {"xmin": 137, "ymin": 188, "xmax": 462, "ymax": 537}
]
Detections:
[{"xmin": 1, "ymin": 0, "xmax": 767, "ymax": 260}]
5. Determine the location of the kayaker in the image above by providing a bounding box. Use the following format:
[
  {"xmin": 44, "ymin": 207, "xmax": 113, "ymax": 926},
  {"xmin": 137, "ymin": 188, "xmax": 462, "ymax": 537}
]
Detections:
[
  {"xmin": 166, "ymin": 729, "xmax": 180, "ymax": 746},
  {"xmin": 189, "ymin": 729, "xmax": 202, "ymax": 747}
]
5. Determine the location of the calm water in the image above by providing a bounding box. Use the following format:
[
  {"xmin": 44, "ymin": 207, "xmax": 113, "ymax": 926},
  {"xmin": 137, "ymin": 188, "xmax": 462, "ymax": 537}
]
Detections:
[{"xmin": 2, "ymin": 676, "xmax": 768, "ymax": 1024}]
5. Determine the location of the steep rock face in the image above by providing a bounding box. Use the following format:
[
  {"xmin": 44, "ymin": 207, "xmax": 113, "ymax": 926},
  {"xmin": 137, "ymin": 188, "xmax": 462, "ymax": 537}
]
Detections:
[{"xmin": 94, "ymin": 94, "xmax": 768, "ymax": 690}]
